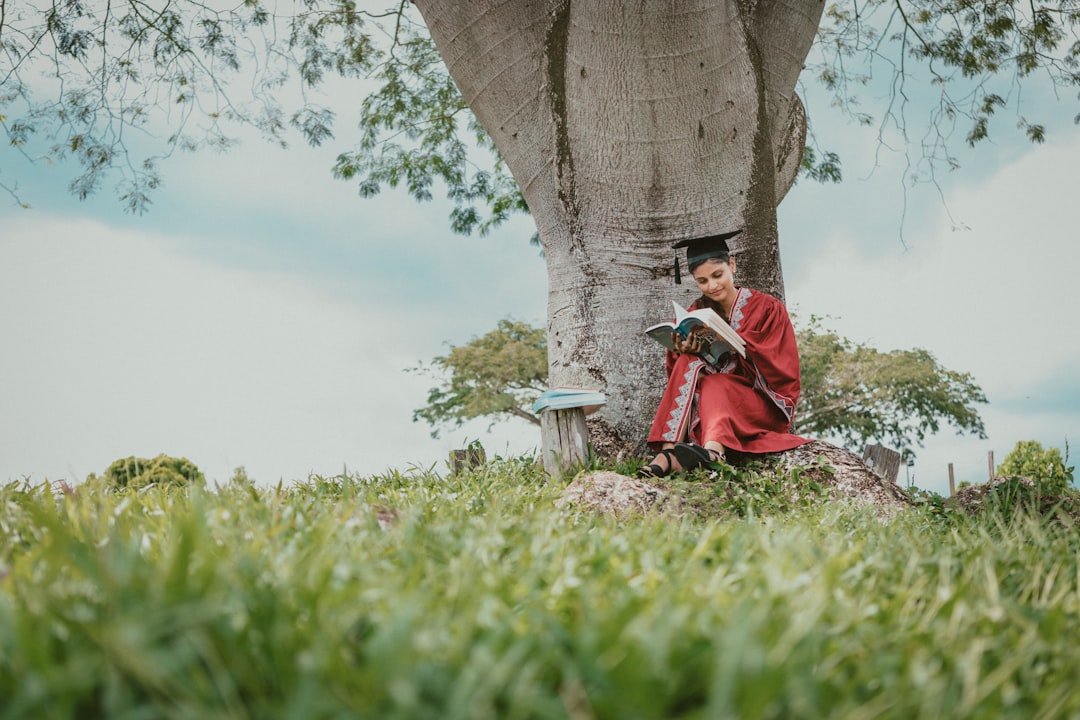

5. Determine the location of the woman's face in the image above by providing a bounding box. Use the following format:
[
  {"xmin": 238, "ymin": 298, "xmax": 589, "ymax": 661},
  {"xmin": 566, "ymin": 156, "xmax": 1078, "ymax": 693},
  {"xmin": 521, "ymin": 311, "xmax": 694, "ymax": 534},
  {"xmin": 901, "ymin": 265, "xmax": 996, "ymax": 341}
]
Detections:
[{"xmin": 692, "ymin": 258, "xmax": 737, "ymax": 307}]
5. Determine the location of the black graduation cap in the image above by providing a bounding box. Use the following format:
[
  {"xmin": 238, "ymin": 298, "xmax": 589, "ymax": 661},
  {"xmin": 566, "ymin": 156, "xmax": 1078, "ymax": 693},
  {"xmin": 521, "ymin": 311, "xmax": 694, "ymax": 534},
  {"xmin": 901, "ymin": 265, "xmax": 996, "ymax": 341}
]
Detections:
[{"xmin": 671, "ymin": 229, "xmax": 742, "ymax": 284}]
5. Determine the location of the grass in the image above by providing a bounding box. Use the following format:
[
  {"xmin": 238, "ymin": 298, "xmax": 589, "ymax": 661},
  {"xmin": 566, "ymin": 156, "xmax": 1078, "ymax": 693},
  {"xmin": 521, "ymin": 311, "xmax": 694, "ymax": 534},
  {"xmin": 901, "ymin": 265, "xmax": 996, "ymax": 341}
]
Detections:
[{"xmin": 2, "ymin": 457, "xmax": 1080, "ymax": 719}]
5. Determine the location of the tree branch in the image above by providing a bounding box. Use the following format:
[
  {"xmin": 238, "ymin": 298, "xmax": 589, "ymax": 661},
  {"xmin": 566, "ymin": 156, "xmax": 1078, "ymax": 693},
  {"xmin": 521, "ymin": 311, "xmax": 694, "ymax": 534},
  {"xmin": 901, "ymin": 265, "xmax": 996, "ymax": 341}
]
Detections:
[
  {"xmin": 1, "ymin": 177, "xmax": 28, "ymax": 208},
  {"xmin": 505, "ymin": 405, "xmax": 541, "ymax": 427}
]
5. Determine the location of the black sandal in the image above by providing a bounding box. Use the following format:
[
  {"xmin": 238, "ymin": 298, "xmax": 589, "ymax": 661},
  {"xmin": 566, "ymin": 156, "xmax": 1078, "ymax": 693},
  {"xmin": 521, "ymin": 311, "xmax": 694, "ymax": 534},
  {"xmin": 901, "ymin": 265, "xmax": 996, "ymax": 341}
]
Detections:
[
  {"xmin": 638, "ymin": 448, "xmax": 679, "ymax": 478},
  {"xmin": 672, "ymin": 443, "xmax": 724, "ymax": 472}
]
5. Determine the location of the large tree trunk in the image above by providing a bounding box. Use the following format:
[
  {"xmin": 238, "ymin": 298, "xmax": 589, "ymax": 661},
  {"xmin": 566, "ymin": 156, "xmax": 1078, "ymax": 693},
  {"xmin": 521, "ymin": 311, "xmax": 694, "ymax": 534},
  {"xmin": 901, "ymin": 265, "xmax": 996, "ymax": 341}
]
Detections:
[{"xmin": 415, "ymin": 0, "xmax": 824, "ymax": 453}]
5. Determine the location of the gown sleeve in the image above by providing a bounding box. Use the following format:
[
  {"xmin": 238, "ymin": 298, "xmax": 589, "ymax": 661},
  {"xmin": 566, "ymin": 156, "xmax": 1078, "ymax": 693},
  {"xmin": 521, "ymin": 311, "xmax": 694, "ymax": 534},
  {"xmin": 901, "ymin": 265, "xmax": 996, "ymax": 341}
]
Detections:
[{"xmin": 734, "ymin": 293, "xmax": 801, "ymax": 422}]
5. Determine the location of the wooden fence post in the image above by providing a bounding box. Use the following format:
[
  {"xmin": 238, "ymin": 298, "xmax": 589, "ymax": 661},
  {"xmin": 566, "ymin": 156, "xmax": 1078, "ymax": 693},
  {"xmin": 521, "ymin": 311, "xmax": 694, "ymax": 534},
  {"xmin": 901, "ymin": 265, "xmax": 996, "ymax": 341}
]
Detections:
[
  {"xmin": 862, "ymin": 444, "xmax": 902, "ymax": 483},
  {"xmin": 987, "ymin": 450, "xmax": 995, "ymax": 481},
  {"xmin": 948, "ymin": 463, "xmax": 956, "ymax": 497},
  {"xmin": 449, "ymin": 445, "xmax": 486, "ymax": 476},
  {"xmin": 539, "ymin": 407, "xmax": 590, "ymax": 479}
]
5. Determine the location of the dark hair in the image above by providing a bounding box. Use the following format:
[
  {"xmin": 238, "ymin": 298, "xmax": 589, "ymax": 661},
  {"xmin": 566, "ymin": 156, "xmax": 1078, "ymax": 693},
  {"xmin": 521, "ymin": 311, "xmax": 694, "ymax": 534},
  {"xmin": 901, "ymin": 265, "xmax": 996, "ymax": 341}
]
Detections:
[{"xmin": 687, "ymin": 253, "xmax": 731, "ymax": 273}]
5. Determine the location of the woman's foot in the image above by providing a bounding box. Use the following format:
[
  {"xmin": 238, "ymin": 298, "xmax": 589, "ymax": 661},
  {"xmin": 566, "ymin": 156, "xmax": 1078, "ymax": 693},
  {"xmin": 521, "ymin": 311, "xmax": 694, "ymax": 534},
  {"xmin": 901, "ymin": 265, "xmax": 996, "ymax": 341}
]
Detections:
[
  {"xmin": 672, "ymin": 443, "xmax": 725, "ymax": 472},
  {"xmin": 638, "ymin": 448, "xmax": 680, "ymax": 478}
]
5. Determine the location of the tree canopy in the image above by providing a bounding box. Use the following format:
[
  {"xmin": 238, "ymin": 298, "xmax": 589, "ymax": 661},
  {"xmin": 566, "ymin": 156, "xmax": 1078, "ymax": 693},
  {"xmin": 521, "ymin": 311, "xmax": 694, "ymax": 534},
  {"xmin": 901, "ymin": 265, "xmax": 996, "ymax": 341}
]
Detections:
[
  {"xmin": 794, "ymin": 316, "xmax": 987, "ymax": 454},
  {"xmin": 2, "ymin": 1, "xmax": 1078, "ymax": 217},
  {"xmin": 409, "ymin": 319, "xmax": 548, "ymax": 437}
]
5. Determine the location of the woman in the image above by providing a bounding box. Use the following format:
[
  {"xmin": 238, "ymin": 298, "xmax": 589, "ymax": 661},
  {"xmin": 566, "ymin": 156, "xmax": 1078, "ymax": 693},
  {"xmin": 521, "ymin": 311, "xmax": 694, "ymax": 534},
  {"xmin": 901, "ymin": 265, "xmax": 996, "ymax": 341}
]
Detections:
[{"xmin": 640, "ymin": 230, "xmax": 812, "ymax": 477}]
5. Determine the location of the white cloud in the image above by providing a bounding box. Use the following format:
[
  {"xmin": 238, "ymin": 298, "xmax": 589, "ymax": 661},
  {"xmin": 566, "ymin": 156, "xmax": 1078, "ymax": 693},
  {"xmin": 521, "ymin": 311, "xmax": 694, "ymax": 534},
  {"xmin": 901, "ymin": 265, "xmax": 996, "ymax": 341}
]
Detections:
[
  {"xmin": 0, "ymin": 92, "xmax": 548, "ymax": 488},
  {"xmin": 0, "ymin": 214, "xmax": 541, "ymax": 485}
]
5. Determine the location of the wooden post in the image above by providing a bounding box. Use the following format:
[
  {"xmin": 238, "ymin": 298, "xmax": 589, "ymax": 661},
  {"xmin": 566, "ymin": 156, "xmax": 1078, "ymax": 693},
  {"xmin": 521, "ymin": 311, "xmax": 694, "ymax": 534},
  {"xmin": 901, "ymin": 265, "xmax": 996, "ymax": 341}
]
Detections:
[
  {"xmin": 948, "ymin": 463, "xmax": 956, "ymax": 497},
  {"xmin": 862, "ymin": 444, "xmax": 902, "ymax": 483},
  {"xmin": 539, "ymin": 407, "xmax": 590, "ymax": 479},
  {"xmin": 987, "ymin": 450, "xmax": 995, "ymax": 481},
  {"xmin": 449, "ymin": 446, "xmax": 486, "ymax": 476}
]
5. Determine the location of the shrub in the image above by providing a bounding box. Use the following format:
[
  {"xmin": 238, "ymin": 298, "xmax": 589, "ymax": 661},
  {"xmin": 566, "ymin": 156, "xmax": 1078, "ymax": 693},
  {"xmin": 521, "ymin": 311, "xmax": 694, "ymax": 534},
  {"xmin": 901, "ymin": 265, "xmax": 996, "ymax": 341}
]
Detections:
[
  {"xmin": 997, "ymin": 440, "xmax": 1074, "ymax": 494},
  {"xmin": 100, "ymin": 454, "xmax": 205, "ymax": 489}
]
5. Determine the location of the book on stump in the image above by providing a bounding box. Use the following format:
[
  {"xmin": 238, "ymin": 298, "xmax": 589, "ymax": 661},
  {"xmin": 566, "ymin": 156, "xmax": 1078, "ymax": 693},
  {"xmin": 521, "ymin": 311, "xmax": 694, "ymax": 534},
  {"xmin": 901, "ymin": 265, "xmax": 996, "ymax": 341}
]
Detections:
[
  {"xmin": 533, "ymin": 387, "xmax": 606, "ymax": 414},
  {"xmin": 645, "ymin": 300, "xmax": 746, "ymax": 365}
]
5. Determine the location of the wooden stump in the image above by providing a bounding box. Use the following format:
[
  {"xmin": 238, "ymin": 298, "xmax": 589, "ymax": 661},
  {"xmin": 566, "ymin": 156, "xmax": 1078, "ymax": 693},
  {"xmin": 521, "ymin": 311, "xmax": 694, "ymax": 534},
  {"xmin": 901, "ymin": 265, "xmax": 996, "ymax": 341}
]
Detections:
[
  {"xmin": 862, "ymin": 443, "xmax": 901, "ymax": 484},
  {"xmin": 449, "ymin": 446, "xmax": 486, "ymax": 476},
  {"xmin": 540, "ymin": 407, "xmax": 590, "ymax": 479}
]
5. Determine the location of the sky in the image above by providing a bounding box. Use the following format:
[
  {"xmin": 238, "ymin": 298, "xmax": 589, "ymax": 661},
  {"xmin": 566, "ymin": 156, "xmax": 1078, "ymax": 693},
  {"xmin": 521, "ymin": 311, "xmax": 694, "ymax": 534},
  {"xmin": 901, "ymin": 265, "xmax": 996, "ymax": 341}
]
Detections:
[{"xmin": 2, "ymin": 26, "xmax": 1078, "ymax": 495}]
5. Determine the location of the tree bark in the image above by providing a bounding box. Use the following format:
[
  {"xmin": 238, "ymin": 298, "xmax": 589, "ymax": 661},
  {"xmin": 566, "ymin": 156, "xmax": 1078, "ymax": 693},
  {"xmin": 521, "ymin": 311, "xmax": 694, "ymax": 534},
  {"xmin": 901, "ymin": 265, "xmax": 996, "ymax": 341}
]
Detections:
[{"xmin": 414, "ymin": 0, "xmax": 825, "ymax": 453}]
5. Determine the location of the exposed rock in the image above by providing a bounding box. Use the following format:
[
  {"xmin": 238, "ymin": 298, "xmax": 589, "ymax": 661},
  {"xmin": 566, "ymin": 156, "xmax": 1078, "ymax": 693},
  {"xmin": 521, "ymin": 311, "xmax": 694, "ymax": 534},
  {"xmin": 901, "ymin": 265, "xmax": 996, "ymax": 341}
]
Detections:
[{"xmin": 557, "ymin": 472, "xmax": 667, "ymax": 516}]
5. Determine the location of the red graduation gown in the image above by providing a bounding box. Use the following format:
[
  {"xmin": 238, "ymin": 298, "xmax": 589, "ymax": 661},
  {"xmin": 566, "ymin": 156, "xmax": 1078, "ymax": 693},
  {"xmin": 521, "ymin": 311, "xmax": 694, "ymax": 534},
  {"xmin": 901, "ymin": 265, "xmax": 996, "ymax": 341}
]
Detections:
[{"xmin": 647, "ymin": 287, "xmax": 812, "ymax": 454}]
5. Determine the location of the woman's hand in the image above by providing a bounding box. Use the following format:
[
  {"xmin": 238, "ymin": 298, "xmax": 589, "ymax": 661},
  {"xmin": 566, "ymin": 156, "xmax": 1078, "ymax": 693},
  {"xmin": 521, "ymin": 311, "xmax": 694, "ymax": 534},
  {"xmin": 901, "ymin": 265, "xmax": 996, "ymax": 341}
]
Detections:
[{"xmin": 670, "ymin": 328, "xmax": 706, "ymax": 356}]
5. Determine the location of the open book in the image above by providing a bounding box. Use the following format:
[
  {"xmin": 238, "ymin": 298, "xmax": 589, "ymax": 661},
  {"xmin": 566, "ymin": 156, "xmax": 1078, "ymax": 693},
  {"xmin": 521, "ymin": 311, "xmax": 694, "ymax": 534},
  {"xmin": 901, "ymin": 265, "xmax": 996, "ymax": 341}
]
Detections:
[{"xmin": 645, "ymin": 300, "xmax": 746, "ymax": 364}]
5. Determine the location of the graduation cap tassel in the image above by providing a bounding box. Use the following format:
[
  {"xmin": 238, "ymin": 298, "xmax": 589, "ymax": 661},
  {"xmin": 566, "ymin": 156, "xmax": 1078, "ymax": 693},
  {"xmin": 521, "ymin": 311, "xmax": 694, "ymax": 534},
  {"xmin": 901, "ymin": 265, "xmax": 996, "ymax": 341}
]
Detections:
[{"xmin": 674, "ymin": 254, "xmax": 682, "ymax": 284}]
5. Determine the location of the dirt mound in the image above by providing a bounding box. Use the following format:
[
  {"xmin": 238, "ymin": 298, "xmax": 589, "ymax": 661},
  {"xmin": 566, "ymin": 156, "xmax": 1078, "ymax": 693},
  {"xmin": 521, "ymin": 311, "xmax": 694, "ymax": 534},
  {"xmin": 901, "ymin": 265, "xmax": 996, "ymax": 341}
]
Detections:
[
  {"xmin": 951, "ymin": 475, "xmax": 1080, "ymax": 521},
  {"xmin": 770, "ymin": 440, "xmax": 912, "ymax": 513},
  {"xmin": 558, "ymin": 440, "xmax": 912, "ymax": 517}
]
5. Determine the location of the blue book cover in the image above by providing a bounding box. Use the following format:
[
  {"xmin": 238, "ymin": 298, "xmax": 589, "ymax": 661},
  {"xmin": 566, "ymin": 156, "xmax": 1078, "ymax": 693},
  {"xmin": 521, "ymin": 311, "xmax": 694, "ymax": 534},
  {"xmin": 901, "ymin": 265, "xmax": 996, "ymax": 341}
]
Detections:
[{"xmin": 533, "ymin": 387, "xmax": 606, "ymax": 414}]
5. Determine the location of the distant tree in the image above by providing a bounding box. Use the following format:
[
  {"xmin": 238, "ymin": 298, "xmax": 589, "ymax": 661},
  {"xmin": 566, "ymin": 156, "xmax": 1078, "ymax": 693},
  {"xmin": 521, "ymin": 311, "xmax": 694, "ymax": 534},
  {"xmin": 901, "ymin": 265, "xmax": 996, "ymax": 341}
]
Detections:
[
  {"xmin": 409, "ymin": 319, "xmax": 547, "ymax": 437},
  {"xmin": 795, "ymin": 316, "xmax": 987, "ymax": 455},
  {"xmin": 997, "ymin": 440, "xmax": 1075, "ymax": 493},
  {"xmin": 412, "ymin": 315, "xmax": 987, "ymax": 456},
  {"xmin": 97, "ymin": 454, "xmax": 205, "ymax": 489}
]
